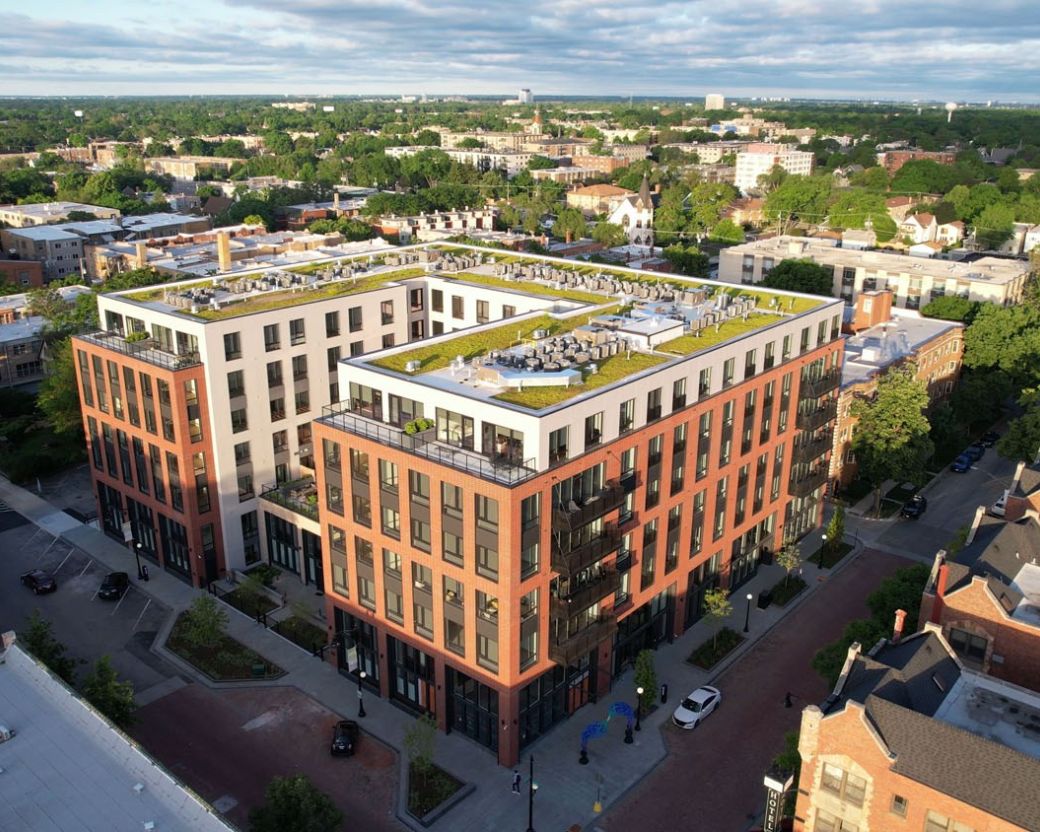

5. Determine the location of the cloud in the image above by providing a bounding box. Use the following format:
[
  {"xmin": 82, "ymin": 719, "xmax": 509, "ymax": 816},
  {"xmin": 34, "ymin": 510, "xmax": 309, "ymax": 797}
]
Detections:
[{"xmin": 0, "ymin": 1, "xmax": 1037, "ymax": 99}]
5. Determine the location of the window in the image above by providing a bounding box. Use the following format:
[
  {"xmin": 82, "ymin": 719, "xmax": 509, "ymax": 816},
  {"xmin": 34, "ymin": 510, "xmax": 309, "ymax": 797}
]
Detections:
[
  {"xmin": 224, "ymin": 332, "xmax": 241, "ymax": 360},
  {"xmin": 619, "ymin": 398, "xmax": 635, "ymax": 433},
  {"xmin": 289, "ymin": 318, "xmax": 305, "ymax": 345},
  {"xmin": 477, "ymin": 544, "xmax": 498, "ymax": 579},
  {"xmin": 890, "ymin": 795, "xmax": 908, "ymax": 817},
  {"xmin": 443, "ymin": 531, "xmax": 464, "ymax": 566},
  {"xmin": 451, "ymin": 295, "xmax": 464, "ymax": 319},
  {"xmin": 442, "ymin": 482, "xmax": 463, "ymax": 517},
  {"xmin": 409, "ymin": 288, "xmax": 424, "ymax": 311},
  {"xmin": 411, "ymin": 518, "xmax": 431, "ymax": 552},
  {"xmin": 672, "ymin": 377, "xmax": 687, "ymax": 410},
  {"xmin": 549, "ymin": 426, "xmax": 569, "ymax": 463},
  {"xmin": 358, "ymin": 575, "xmax": 376, "ymax": 610},
  {"xmin": 477, "ymin": 633, "xmax": 499, "ymax": 672},
  {"xmin": 348, "ymin": 306, "xmax": 363, "ymax": 332},
  {"xmin": 763, "ymin": 341, "xmax": 775, "ymax": 369},
  {"xmin": 381, "ymin": 333, "xmax": 395, "ymax": 349},
  {"xmin": 327, "ymin": 346, "xmax": 341, "ymax": 372},
  {"xmin": 227, "ymin": 370, "xmax": 244, "ymax": 398},
  {"xmin": 350, "ymin": 493, "xmax": 369, "ymax": 524},
  {"xmin": 521, "ymin": 542, "xmax": 539, "ymax": 579},
  {"xmin": 414, "ymin": 603, "xmax": 434, "ymax": 639},
  {"xmin": 698, "ymin": 367, "xmax": 711, "ymax": 398},
  {"xmin": 292, "ymin": 355, "xmax": 308, "ymax": 381},
  {"xmin": 350, "ymin": 340, "xmax": 364, "ymax": 357},
  {"xmin": 272, "ymin": 430, "xmax": 288, "ymax": 454},
  {"xmin": 923, "ymin": 811, "xmax": 973, "ymax": 832},
  {"xmin": 409, "ymin": 470, "xmax": 430, "ymax": 503},
  {"xmin": 234, "ymin": 441, "xmax": 250, "ymax": 465},
  {"xmin": 476, "ymin": 495, "xmax": 499, "ymax": 530},
  {"xmin": 325, "ymin": 310, "xmax": 340, "ymax": 336},
  {"xmin": 948, "ymin": 628, "xmax": 988, "ymax": 665},
  {"xmin": 476, "ymin": 300, "xmax": 489, "ymax": 323},
  {"xmin": 503, "ymin": 304, "xmax": 516, "ymax": 318},
  {"xmin": 381, "ymin": 300, "xmax": 394, "ymax": 325},
  {"xmin": 267, "ymin": 360, "xmax": 283, "ymax": 388},
  {"xmin": 167, "ymin": 453, "xmax": 183, "ymax": 511},
  {"xmin": 820, "ymin": 764, "xmax": 866, "ymax": 808},
  {"xmin": 379, "ymin": 459, "xmax": 399, "ymax": 492},
  {"xmin": 270, "ymin": 397, "xmax": 285, "ymax": 421},
  {"xmin": 814, "ymin": 810, "xmax": 859, "ymax": 832},
  {"xmin": 722, "ymin": 357, "xmax": 735, "ymax": 388},
  {"xmin": 445, "ymin": 619, "xmax": 465, "ymax": 655},
  {"xmin": 647, "ymin": 387, "xmax": 662, "ymax": 421},
  {"xmin": 355, "ymin": 536, "xmax": 373, "ymax": 564},
  {"xmin": 431, "ymin": 289, "xmax": 443, "ymax": 312},
  {"xmin": 585, "ymin": 412, "xmax": 603, "ymax": 447},
  {"xmin": 381, "ymin": 506, "xmax": 401, "ymax": 538},
  {"xmin": 294, "ymin": 390, "xmax": 310, "ymax": 414},
  {"xmin": 263, "ymin": 323, "xmax": 280, "ymax": 352},
  {"xmin": 385, "ymin": 589, "xmax": 404, "ymax": 623},
  {"xmin": 744, "ymin": 348, "xmax": 756, "ymax": 379}
]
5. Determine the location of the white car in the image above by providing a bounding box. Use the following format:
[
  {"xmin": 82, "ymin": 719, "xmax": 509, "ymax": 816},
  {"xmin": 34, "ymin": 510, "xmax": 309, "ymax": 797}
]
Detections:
[{"xmin": 671, "ymin": 685, "xmax": 721, "ymax": 729}]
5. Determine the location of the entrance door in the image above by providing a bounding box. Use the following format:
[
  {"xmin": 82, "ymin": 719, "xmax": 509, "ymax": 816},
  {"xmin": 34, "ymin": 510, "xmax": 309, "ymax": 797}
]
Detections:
[
  {"xmin": 566, "ymin": 664, "xmax": 590, "ymax": 713},
  {"xmin": 302, "ymin": 530, "xmax": 323, "ymax": 589}
]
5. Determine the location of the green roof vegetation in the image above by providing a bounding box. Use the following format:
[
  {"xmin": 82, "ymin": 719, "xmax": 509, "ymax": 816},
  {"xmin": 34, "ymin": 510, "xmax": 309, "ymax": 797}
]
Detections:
[
  {"xmin": 718, "ymin": 285, "xmax": 824, "ymax": 314},
  {"xmin": 657, "ymin": 312, "xmax": 785, "ymax": 355},
  {"xmin": 125, "ymin": 280, "xmax": 212, "ymax": 302},
  {"xmin": 494, "ymin": 351, "xmax": 669, "ymax": 409},
  {"xmin": 448, "ymin": 272, "xmax": 608, "ymax": 305}
]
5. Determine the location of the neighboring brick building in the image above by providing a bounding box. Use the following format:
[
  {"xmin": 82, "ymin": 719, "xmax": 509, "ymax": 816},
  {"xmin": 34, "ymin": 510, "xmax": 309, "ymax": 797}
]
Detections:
[
  {"xmin": 795, "ymin": 626, "xmax": 1040, "ymax": 832},
  {"xmin": 0, "ymin": 257, "xmax": 44, "ymax": 289},
  {"xmin": 829, "ymin": 292, "xmax": 963, "ymax": 488},
  {"xmin": 877, "ymin": 149, "xmax": 957, "ymax": 175}
]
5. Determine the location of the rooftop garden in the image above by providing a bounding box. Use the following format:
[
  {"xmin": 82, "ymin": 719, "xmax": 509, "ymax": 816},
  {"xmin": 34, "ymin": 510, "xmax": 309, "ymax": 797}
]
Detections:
[
  {"xmin": 124, "ymin": 279, "xmax": 212, "ymax": 303},
  {"xmin": 494, "ymin": 349, "xmax": 668, "ymax": 410},
  {"xmin": 657, "ymin": 312, "xmax": 785, "ymax": 355},
  {"xmin": 447, "ymin": 272, "xmax": 609, "ymax": 305},
  {"xmin": 718, "ymin": 285, "xmax": 824, "ymax": 315}
]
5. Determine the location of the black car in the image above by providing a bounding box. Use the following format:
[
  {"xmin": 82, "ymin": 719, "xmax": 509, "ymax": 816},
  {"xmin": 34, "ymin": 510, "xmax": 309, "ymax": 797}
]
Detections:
[
  {"xmin": 963, "ymin": 444, "xmax": 985, "ymax": 463},
  {"xmin": 20, "ymin": 569, "xmax": 57, "ymax": 594},
  {"xmin": 330, "ymin": 720, "xmax": 360, "ymax": 757},
  {"xmin": 98, "ymin": 571, "xmax": 130, "ymax": 600},
  {"xmin": 900, "ymin": 495, "xmax": 928, "ymax": 519},
  {"xmin": 950, "ymin": 454, "xmax": 972, "ymax": 473},
  {"xmin": 980, "ymin": 431, "xmax": 1000, "ymax": 448}
]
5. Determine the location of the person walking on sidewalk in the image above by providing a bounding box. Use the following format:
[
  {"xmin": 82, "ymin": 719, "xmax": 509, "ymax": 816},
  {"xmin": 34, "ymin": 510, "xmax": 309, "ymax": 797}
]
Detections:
[{"xmin": 512, "ymin": 770, "xmax": 521, "ymax": 793}]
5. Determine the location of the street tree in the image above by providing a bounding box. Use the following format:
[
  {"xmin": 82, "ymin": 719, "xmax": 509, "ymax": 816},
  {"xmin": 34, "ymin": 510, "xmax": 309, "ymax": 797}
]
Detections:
[
  {"xmin": 851, "ymin": 365, "xmax": 933, "ymax": 516},
  {"xmin": 760, "ymin": 259, "xmax": 833, "ymax": 296},
  {"xmin": 182, "ymin": 595, "xmax": 228, "ymax": 649},
  {"xmin": 249, "ymin": 775, "xmax": 343, "ymax": 832},
  {"xmin": 82, "ymin": 655, "xmax": 136, "ymax": 727},
  {"xmin": 20, "ymin": 610, "xmax": 80, "ymax": 684},
  {"xmin": 703, "ymin": 588, "xmax": 733, "ymax": 651},
  {"xmin": 403, "ymin": 712, "xmax": 438, "ymax": 791},
  {"xmin": 776, "ymin": 542, "xmax": 802, "ymax": 588},
  {"xmin": 37, "ymin": 338, "xmax": 84, "ymax": 437},
  {"xmin": 997, "ymin": 389, "xmax": 1040, "ymax": 462},
  {"xmin": 824, "ymin": 504, "xmax": 846, "ymax": 556},
  {"xmin": 633, "ymin": 649, "xmax": 657, "ymax": 712}
]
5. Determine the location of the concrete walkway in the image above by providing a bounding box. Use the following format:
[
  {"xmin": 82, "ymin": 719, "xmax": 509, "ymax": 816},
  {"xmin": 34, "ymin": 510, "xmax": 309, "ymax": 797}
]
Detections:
[{"xmin": 0, "ymin": 472, "xmax": 872, "ymax": 832}]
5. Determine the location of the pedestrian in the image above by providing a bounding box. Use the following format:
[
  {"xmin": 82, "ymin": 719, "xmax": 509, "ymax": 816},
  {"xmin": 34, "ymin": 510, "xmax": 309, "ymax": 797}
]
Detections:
[
  {"xmin": 784, "ymin": 691, "xmax": 793, "ymax": 708},
  {"xmin": 512, "ymin": 770, "xmax": 521, "ymax": 794}
]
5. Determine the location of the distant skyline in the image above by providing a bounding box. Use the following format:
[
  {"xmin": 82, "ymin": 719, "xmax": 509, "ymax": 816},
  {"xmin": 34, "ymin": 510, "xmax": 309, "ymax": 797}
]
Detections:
[{"xmin": 2, "ymin": 1, "xmax": 1038, "ymax": 102}]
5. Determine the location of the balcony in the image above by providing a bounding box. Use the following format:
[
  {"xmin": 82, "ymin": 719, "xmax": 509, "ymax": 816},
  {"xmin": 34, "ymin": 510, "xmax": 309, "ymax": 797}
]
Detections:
[
  {"xmin": 551, "ymin": 528, "xmax": 621, "ymax": 575},
  {"xmin": 77, "ymin": 331, "xmax": 201, "ymax": 371},
  {"xmin": 259, "ymin": 477, "xmax": 319, "ymax": 521},
  {"xmin": 796, "ymin": 401, "xmax": 838, "ymax": 432},
  {"xmin": 792, "ymin": 431, "xmax": 833, "ymax": 463},
  {"xmin": 319, "ymin": 404, "xmax": 537, "ymax": 486},
  {"xmin": 549, "ymin": 614, "xmax": 618, "ymax": 666},
  {"xmin": 800, "ymin": 368, "xmax": 841, "ymax": 399},
  {"xmin": 551, "ymin": 481, "xmax": 625, "ymax": 532},
  {"xmin": 551, "ymin": 569, "xmax": 621, "ymax": 618},
  {"xmin": 789, "ymin": 468, "xmax": 829, "ymax": 498}
]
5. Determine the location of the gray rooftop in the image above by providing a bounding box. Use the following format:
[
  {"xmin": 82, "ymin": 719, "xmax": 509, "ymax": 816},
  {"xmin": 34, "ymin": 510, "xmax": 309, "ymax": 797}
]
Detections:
[
  {"xmin": 0, "ymin": 639, "xmax": 235, "ymax": 832},
  {"xmin": 841, "ymin": 311, "xmax": 961, "ymax": 387}
]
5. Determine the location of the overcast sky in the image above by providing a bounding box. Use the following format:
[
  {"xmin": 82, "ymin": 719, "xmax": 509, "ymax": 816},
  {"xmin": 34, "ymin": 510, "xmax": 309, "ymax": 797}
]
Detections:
[{"xmin": 1, "ymin": 0, "xmax": 1037, "ymax": 101}]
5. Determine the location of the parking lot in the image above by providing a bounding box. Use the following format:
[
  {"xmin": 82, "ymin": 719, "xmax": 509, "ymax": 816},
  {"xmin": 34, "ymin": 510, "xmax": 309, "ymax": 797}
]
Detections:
[{"xmin": 0, "ymin": 503, "xmax": 176, "ymax": 694}]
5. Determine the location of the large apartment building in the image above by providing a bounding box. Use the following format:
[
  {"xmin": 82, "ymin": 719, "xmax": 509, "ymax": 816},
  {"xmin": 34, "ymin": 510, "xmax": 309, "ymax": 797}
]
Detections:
[
  {"xmin": 734, "ymin": 144, "xmax": 814, "ymax": 193},
  {"xmin": 719, "ymin": 236, "xmax": 1031, "ymax": 309},
  {"xmin": 72, "ymin": 244, "xmax": 842, "ymax": 765}
]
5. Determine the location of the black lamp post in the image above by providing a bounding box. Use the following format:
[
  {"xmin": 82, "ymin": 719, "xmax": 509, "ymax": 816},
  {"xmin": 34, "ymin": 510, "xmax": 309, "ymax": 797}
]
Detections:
[
  {"xmin": 744, "ymin": 592, "xmax": 753, "ymax": 633},
  {"xmin": 133, "ymin": 541, "xmax": 144, "ymax": 580},
  {"xmin": 357, "ymin": 669, "xmax": 367, "ymax": 718},
  {"xmin": 820, "ymin": 533, "xmax": 828, "ymax": 570},
  {"xmin": 526, "ymin": 754, "xmax": 537, "ymax": 832},
  {"xmin": 635, "ymin": 685, "xmax": 644, "ymax": 731}
]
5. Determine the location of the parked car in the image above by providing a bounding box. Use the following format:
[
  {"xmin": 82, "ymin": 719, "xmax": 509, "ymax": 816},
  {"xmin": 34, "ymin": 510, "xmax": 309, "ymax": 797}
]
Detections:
[
  {"xmin": 950, "ymin": 455, "xmax": 973, "ymax": 473},
  {"xmin": 330, "ymin": 720, "xmax": 360, "ymax": 756},
  {"xmin": 671, "ymin": 685, "xmax": 721, "ymax": 729},
  {"xmin": 900, "ymin": 495, "xmax": 928, "ymax": 519},
  {"xmin": 20, "ymin": 569, "xmax": 57, "ymax": 594},
  {"xmin": 963, "ymin": 444, "xmax": 985, "ymax": 462},
  {"xmin": 980, "ymin": 431, "xmax": 1000, "ymax": 448},
  {"xmin": 97, "ymin": 571, "xmax": 130, "ymax": 600}
]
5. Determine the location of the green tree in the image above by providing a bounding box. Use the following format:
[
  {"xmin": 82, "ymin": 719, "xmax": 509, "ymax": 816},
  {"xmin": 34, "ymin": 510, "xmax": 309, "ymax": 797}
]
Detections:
[
  {"xmin": 824, "ymin": 505, "xmax": 846, "ymax": 557},
  {"xmin": 455, "ymin": 137, "xmax": 484, "ymax": 149},
  {"xmin": 776, "ymin": 542, "xmax": 802, "ymax": 588},
  {"xmin": 851, "ymin": 366, "xmax": 933, "ymax": 515},
  {"xmin": 82, "ymin": 655, "xmax": 136, "ymax": 727},
  {"xmin": 760, "ymin": 259, "xmax": 833, "ymax": 296},
  {"xmin": 526, "ymin": 155, "xmax": 555, "ymax": 171},
  {"xmin": 997, "ymin": 389, "xmax": 1040, "ymax": 462},
  {"xmin": 962, "ymin": 304, "xmax": 1040, "ymax": 389},
  {"xmin": 974, "ymin": 202, "xmax": 1015, "ymax": 250},
  {"xmin": 37, "ymin": 338, "xmax": 83, "ymax": 437},
  {"xmin": 403, "ymin": 712, "xmax": 438, "ymax": 792},
  {"xmin": 951, "ymin": 369, "xmax": 1010, "ymax": 432},
  {"xmin": 703, "ymin": 588, "xmax": 732, "ymax": 651},
  {"xmin": 633, "ymin": 649, "xmax": 657, "ymax": 712},
  {"xmin": 249, "ymin": 775, "xmax": 343, "ymax": 832},
  {"xmin": 763, "ymin": 175, "xmax": 831, "ymax": 231},
  {"xmin": 20, "ymin": 610, "xmax": 80, "ymax": 685},
  {"xmin": 591, "ymin": 221, "xmax": 627, "ymax": 248},
  {"xmin": 242, "ymin": 213, "xmax": 267, "ymax": 229},
  {"xmin": 554, "ymin": 208, "xmax": 587, "ymax": 242},
  {"xmin": 182, "ymin": 595, "xmax": 228, "ymax": 649},
  {"xmin": 920, "ymin": 295, "xmax": 980, "ymax": 324},
  {"xmin": 709, "ymin": 218, "xmax": 745, "ymax": 244},
  {"xmin": 663, "ymin": 244, "xmax": 709, "ymax": 277}
]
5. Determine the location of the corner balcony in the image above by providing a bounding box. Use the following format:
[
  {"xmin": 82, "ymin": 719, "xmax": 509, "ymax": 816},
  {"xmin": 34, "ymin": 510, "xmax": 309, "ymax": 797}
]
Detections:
[
  {"xmin": 550, "ymin": 569, "xmax": 621, "ymax": 618},
  {"xmin": 77, "ymin": 331, "xmax": 201, "ymax": 371},
  {"xmin": 789, "ymin": 468, "xmax": 829, "ymax": 498},
  {"xmin": 550, "ymin": 528, "xmax": 622, "ymax": 575},
  {"xmin": 548, "ymin": 614, "xmax": 618, "ymax": 667},
  {"xmin": 792, "ymin": 431, "xmax": 833, "ymax": 464},
  {"xmin": 799, "ymin": 368, "xmax": 841, "ymax": 399},
  {"xmin": 259, "ymin": 477, "xmax": 319, "ymax": 521},
  {"xmin": 796, "ymin": 401, "xmax": 838, "ymax": 432},
  {"xmin": 551, "ymin": 481, "xmax": 625, "ymax": 532}
]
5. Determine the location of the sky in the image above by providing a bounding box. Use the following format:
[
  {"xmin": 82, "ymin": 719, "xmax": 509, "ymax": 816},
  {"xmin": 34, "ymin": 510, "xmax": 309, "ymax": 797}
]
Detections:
[{"xmin": 1, "ymin": 0, "xmax": 1038, "ymax": 101}]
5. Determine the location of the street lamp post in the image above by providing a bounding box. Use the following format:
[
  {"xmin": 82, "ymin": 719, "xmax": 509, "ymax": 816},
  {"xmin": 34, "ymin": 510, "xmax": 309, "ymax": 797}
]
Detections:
[
  {"xmin": 526, "ymin": 754, "xmax": 537, "ymax": 832},
  {"xmin": 357, "ymin": 669, "xmax": 367, "ymax": 718},
  {"xmin": 744, "ymin": 592, "xmax": 753, "ymax": 633},
  {"xmin": 635, "ymin": 686, "xmax": 644, "ymax": 731},
  {"xmin": 132, "ymin": 542, "xmax": 144, "ymax": 580},
  {"xmin": 821, "ymin": 533, "xmax": 828, "ymax": 570}
]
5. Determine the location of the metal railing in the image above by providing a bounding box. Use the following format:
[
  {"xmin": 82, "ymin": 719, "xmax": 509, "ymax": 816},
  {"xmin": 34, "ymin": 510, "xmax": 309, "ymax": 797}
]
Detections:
[
  {"xmin": 789, "ymin": 468, "xmax": 829, "ymax": 498},
  {"xmin": 550, "ymin": 570, "xmax": 621, "ymax": 618},
  {"xmin": 77, "ymin": 331, "xmax": 201, "ymax": 370},
  {"xmin": 259, "ymin": 477, "xmax": 319, "ymax": 521},
  {"xmin": 795, "ymin": 401, "xmax": 838, "ymax": 432},
  {"xmin": 799, "ymin": 368, "xmax": 841, "ymax": 399},
  {"xmin": 551, "ymin": 528, "xmax": 621, "ymax": 575},
  {"xmin": 318, "ymin": 404, "xmax": 538, "ymax": 486},
  {"xmin": 792, "ymin": 431, "xmax": 833, "ymax": 463},
  {"xmin": 549, "ymin": 614, "xmax": 618, "ymax": 666},
  {"xmin": 551, "ymin": 480, "xmax": 625, "ymax": 532}
]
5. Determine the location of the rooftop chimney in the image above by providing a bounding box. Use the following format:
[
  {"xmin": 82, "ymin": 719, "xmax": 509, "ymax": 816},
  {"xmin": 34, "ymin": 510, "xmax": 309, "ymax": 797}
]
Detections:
[
  {"xmin": 965, "ymin": 505, "xmax": 986, "ymax": 546},
  {"xmin": 134, "ymin": 242, "xmax": 148, "ymax": 270},
  {"xmin": 892, "ymin": 609, "xmax": 907, "ymax": 643},
  {"xmin": 217, "ymin": 231, "xmax": 231, "ymax": 272},
  {"xmin": 333, "ymin": 191, "xmax": 340, "ymax": 211}
]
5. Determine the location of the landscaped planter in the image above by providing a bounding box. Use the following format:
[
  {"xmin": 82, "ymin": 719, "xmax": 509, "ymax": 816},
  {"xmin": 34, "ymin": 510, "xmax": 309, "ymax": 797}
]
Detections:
[
  {"xmin": 405, "ymin": 763, "xmax": 471, "ymax": 827},
  {"xmin": 687, "ymin": 627, "xmax": 745, "ymax": 670},
  {"xmin": 166, "ymin": 612, "xmax": 285, "ymax": 682}
]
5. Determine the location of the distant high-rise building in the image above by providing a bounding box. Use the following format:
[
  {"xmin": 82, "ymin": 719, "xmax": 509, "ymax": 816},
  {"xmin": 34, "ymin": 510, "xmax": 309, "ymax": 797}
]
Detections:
[
  {"xmin": 705, "ymin": 93, "xmax": 725, "ymax": 111},
  {"xmin": 518, "ymin": 88, "xmax": 533, "ymax": 104}
]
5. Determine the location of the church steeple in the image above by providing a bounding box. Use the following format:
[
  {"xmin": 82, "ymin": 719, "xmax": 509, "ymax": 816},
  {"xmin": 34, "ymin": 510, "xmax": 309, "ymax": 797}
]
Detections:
[{"xmin": 637, "ymin": 174, "xmax": 652, "ymax": 209}]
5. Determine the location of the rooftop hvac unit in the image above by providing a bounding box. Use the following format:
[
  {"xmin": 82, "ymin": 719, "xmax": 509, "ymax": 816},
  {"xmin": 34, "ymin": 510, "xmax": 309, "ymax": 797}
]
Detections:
[
  {"xmin": 405, "ymin": 360, "xmax": 421, "ymax": 373},
  {"xmin": 0, "ymin": 725, "xmax": 13, "ymax": 743},
  {"xmin": 532, "ymin": 329, "xmax": 548, "ymax": 339}
]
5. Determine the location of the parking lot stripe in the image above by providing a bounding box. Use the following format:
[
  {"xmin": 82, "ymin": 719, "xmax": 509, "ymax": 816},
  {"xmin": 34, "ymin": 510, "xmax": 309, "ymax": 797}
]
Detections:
[
  {"xmin": 110, "ymin": 587, "xmax": 131, "ymax": 617},
  {"xmin": 40, "ymin": 535, "xmax": 58, "ymax": 559},
  {"xmin": 78, "ymin": 558, "xmax": 92, "ymax": 576},
  {"xmin": 132, "ymin": 598, "xmax": 151, "ymax": 631},
  {"xmin": 25, "ymin": 527, "xmax": 44, "ymax": 546},
  {"xmin": 53, "ymin": 548, "xmax": 76, "ymax": 575}
]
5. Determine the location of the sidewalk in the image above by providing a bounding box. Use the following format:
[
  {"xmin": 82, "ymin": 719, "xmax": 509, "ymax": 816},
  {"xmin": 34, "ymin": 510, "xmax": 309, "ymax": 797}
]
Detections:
[{"xmin": 0, "ymin": 472, "xmax": 862, "ymax": 832}]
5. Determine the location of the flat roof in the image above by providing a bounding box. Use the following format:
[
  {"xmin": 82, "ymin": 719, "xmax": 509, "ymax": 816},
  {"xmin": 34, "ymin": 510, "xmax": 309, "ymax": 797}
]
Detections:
[
  {"xmin": 728, "ymin": 236, "xmax": 1030, "ymax": 285},
  {"xmin": 0, "ymin": 201, "xmax": 115, "ymax": 218},
  {"xmin": 933, "ymin": 671, "xmax": 1040, "ymax": 760},
  {"xmin": 4, "ymin": 225, "xmax": 83, "ymax": 241},
  {"xmin": 0, "ymin": 316, "xmax": 44, "ymax": 343},
  {"xmin": 0, "ymin": 640, "xmax": 234, "ymax": 832},
  {"xmin": 842, "ymin": 310, "xmax": 962, "ymax": 387}
]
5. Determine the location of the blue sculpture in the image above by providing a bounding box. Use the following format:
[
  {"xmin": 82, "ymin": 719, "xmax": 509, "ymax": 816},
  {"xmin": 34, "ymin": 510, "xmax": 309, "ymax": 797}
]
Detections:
[{"xmin": 580, "ymin": 702, "xmax": 637, "ymax": 763}]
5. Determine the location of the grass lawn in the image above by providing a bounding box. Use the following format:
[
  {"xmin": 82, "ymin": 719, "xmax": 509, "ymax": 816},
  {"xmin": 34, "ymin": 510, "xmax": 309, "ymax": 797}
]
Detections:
[
  {"xmin": 407, "ymin": 763, "xmax": 464, "ymax": 819},
  {"xmin": 166, "ymin": 613, "xmax": 285, "ymax": 681},
  {"xmin": 657, "ymin": 312, "xmax": 784, "ymax": 355},
  {"xmin": 449, "ymin": 272, "xmax": 608, "ymax": 305},
  {"xmin": 769, "ymin": 575, "xmax": 808, "ymax": 607},
  {"xmin": 687, "ymin": 627, "xmax": 745, "ymax": 669},
  {"xmin": 807, "ymin": 541, "xmax": 855, "ymax": 567},
  {"xmin": 272, "ymin": 615, "xmax": 328, "ymax": 653},
  {"xmin": 493, "ymin": 350, "xmax": 668, "ymax": 409}
]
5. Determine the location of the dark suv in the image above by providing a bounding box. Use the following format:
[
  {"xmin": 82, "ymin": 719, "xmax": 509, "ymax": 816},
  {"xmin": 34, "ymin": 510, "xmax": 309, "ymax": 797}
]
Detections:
[
  {"xmin": 98, "ymin": 572, "xmax": 130, "ymax": 600},
  {"xmin": 900, "ymin": 495, "xmax": 927, "ymax": 519},
  {"xmin": 330, "ymin": 720, "xmax": 360, "ymax": 756}
]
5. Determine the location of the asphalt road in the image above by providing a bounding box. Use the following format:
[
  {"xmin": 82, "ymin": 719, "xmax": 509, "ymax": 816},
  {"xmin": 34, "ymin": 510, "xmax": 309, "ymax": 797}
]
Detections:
[{"xmin": 0, "ymin": 504, "xmax": 174, "ymax": 692}]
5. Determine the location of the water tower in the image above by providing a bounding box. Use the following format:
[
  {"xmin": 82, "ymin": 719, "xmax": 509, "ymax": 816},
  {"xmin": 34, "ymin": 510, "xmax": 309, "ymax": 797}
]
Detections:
[{"xmin": 945, "ymin": 102, "xmax": 958, "ymax": 123}]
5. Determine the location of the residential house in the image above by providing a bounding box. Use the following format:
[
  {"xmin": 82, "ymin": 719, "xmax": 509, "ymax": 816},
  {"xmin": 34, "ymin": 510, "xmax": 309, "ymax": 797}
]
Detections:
[{"xmin": 899, "ymin": 213, "xmax": 937, "ymax": 244}]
